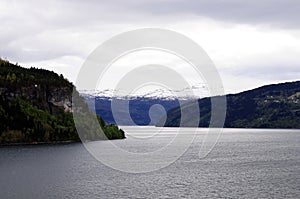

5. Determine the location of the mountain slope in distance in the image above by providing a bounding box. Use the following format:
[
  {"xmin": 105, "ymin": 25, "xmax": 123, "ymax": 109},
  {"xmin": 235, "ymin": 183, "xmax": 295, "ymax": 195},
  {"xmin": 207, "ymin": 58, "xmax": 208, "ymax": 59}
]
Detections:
[
  {"xmin": 158, "ymin": 81, "xmax": 300, "ymax": 128},
  {"xmin": 82, "ymin": 94, "xmax": 193, "ymax": 126}
]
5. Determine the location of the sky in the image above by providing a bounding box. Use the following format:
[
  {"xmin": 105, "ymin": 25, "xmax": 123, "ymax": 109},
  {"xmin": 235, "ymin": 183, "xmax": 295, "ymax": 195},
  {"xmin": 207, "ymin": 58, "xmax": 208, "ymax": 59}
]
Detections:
[{"xmin": 1, "ymin": 0, "xmax": 300, "ymax": 95}]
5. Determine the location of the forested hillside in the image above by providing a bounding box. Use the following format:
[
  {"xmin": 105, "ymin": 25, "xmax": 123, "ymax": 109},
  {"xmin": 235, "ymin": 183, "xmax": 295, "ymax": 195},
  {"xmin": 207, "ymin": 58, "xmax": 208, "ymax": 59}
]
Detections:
[
  {"xmin": 0, "ymin": 59, "xmax": 125, "ymax": 144},
  {"xmin": 159, "ymin": 81, "xmax": 300, "ymax": 128}
]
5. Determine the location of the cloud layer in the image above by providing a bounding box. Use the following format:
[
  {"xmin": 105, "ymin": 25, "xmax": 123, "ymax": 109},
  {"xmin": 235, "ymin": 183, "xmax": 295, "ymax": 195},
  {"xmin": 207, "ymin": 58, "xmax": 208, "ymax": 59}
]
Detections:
[{"xmin": 1, "ymin": 0, "xmax": 300, "ymax": 93}]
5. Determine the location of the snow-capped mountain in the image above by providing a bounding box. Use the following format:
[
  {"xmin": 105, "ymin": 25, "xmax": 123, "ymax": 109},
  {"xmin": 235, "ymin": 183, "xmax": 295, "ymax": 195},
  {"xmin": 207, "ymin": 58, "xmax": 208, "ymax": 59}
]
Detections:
[
  {"xmin": 80, "ymin": 83, "xmax": 209, "ymax": 100},
  {"xmin": 80, "ymin": 83, "xmax": 209, "ymax": 126},
  {"xmin": 80, "ymin": 87, "xmax": 208, "ymax": 125}
]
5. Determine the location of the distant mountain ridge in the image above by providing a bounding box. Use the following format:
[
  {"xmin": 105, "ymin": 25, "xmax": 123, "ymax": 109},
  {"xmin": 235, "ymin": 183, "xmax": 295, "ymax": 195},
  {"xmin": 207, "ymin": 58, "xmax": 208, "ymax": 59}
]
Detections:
[
  {"xmin": 81, "ymin": 85, "xmax": 209, "ymax": 126},
  {"xmin": 158, "ymin": 81, "xmax": 300, "ymax": 128},
  {"xmin": 80, "ymin": 83, "xmax": 208, "ymax": 100},
  {"xmin": 82, "ymin": 94, "xmax": 192, "ymax": 125}
]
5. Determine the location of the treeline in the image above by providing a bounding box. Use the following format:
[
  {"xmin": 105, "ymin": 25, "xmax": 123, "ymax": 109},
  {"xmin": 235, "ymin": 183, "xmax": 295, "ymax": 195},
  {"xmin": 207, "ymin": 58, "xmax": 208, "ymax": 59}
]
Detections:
[
  {"xmin": 0, "ymin": 59, "xmax": 70, "ymax": 87},
  {"xmin": 0, "ymin": 59, "xmax": 125, "ymax": 144}
]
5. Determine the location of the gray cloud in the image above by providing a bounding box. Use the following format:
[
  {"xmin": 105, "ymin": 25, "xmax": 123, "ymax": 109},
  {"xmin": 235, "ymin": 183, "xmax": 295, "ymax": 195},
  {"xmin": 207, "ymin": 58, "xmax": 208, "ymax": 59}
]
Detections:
[
  {"xmin": 3, "ymin": 0, "xmax": 300, "ymax": 30},
  {"xmin": 0, "ymin": 0, "xmax": 299, "ymax": 92},
  {"xmin": 222, "ymin": 64, "xmax": 300, "ymax": 82},
  {"xmin": 131, "ymin": 0, "xmax": 300, "ymax": 29},
  {"xmin": 29, "ymin": 0, "xmax": 298, "ymax": 29},
  {"xmin": 1, "ymin": 0, "xmax": 300, "ymax": 60}
]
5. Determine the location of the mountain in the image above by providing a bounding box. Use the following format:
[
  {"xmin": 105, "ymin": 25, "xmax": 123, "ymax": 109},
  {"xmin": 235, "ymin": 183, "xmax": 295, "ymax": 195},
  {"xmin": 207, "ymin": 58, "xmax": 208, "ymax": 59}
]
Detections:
[
  {"xmin": 82, "ymin": 94, "xmax": 192, "ymax": 126},
  {"xmin": 158, "ymin": 81, "xmax": 300, "ymax": 128},
  {"xmin": 0, "ymin": 59, "xmax": 125, "ymax": 144}
]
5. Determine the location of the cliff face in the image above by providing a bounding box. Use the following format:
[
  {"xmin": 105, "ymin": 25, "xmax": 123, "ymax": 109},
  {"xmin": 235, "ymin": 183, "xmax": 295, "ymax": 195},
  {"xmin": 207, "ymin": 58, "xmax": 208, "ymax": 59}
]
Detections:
[
  {"xmin": 0, "ymin": 64, "xmax": 73, "ymax": 113},
  {"xmin": 0, "ymin": 59, "xmax": 125, "ymax": 144}
]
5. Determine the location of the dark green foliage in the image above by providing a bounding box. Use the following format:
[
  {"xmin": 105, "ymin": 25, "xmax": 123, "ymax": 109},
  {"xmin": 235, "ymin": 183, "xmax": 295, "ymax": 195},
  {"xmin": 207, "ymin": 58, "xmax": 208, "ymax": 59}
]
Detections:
[
  {"xmin": 0, "ymin": 97, "xmax": 77, "ymax": 143},
  {"xmin": 160, "ymin": 81, "xmax": 300, "ymax": 129},
  {"xmin": 0, "ymin": 59, "xmax": 125, "ymax": 144}
]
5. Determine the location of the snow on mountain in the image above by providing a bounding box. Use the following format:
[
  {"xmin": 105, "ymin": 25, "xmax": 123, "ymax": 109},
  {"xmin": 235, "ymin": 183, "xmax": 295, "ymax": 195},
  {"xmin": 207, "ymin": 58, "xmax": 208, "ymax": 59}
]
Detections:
[{"xmin": 80, "ymin": 83, "xmax": 209, "ymax": 100}]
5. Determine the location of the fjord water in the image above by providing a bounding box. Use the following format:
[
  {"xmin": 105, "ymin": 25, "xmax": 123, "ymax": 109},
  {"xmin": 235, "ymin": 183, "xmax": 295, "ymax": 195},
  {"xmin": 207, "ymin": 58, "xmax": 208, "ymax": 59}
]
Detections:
[{"xmin": 1, "ymin": 127, "xmax": 299, "ymax": 198}]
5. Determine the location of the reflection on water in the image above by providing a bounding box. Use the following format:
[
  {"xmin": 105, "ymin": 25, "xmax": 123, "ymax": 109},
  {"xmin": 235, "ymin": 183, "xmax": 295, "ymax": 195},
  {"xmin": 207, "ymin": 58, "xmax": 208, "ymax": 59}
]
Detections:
[{"xmin": 0, "ymin": 127, "xmax": 299, "ymax": 198}]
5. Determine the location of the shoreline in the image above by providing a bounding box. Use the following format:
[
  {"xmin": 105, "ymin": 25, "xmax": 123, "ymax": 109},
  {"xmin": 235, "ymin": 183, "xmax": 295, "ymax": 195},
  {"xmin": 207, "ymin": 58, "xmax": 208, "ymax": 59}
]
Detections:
[
  {"xmin": 0, "ymin": 140, "xmax": 81, "ymax": 147},
  {"xmin": 0, "ymin": 136, "xmax": 126, "ymax": 147}
]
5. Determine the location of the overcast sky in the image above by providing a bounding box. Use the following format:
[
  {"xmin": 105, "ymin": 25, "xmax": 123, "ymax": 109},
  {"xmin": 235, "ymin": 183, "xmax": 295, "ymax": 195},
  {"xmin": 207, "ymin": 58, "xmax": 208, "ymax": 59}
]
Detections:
[{"xmin": 1, "ymin": 0, "xmax": 300, "ymax": 94}]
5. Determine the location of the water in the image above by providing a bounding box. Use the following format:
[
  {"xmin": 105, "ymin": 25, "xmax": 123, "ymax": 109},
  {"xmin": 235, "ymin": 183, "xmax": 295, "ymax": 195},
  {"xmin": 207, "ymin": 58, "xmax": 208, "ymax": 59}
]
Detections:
[{"xmin": 0, "ymin": 127, "xmax": 299, "ymax": 198}]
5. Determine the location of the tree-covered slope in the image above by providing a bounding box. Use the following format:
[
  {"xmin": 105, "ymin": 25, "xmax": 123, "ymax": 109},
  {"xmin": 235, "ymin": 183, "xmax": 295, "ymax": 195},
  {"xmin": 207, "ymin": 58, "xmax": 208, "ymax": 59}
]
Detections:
[
  {"xmin": 0, "ymin": 59, "xmax": 125, "ymax": 144},
  {"xmin": 158, "ymin": 81, "xmax": 300, "ymax": 128}
]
